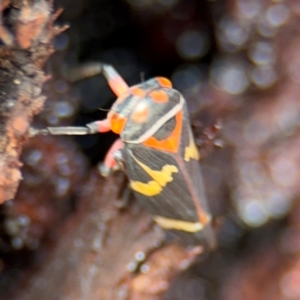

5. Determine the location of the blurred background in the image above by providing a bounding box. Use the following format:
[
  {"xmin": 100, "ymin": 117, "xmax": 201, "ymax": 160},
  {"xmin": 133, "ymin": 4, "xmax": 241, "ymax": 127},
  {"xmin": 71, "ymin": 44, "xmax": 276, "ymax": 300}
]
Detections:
[{"xmin": 1, "ymin": 0, "xmax": 300, "ymax": 299}]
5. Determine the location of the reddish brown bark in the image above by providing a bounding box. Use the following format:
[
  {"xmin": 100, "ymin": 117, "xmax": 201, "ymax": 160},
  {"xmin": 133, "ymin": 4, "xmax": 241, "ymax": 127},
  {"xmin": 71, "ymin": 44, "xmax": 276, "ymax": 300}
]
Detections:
[{"xmin": 0, "ymin": 0, "xmax": 66, "ymax": 202}]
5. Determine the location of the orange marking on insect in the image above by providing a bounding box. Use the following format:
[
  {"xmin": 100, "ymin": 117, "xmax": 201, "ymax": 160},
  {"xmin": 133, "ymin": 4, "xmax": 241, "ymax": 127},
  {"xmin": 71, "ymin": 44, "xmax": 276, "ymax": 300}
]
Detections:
[
  {"xmin": 109, "ymin": 112, "xmax": 127, "ymax": 134},
  {"xmin": 143, "ymin": 111, "xmax": 182, "ymax": 153},
  {"xmin": 130, "ymin": 87, "xmax": 146, "ymax": 98},
  {"xmin": 130, "ymin": 102, "xmax": 150, "ymax": 124},
  {"xmin": 156, "ymin": 77, "xmax": 172, "ymax": 89},
  {"xmin": 149, "ymin": 90, "xmax": 169, "ymax": 103},
  {"xmin": 108, "ymin": 76, "xmax": 129, "ymax": 97}
]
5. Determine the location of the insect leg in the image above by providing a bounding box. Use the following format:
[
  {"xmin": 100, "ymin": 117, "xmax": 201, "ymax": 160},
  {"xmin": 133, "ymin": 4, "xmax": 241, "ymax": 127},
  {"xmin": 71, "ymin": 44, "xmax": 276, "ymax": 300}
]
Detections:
[
  {"xmin": 63, "ymin": 62, "xmax": 129, "ymax": 97},
  {"xmin": 113, "ymin": 149, "xmax": 125, "ymax": 171},
  {"xmin": 98, "ymin": 138, "xmax": 123, "ymax": 177},
  {"xmin": 101, "ymin": 64, "xmax": 129, "ymax": 97},
  {"xmin": 29, "ymin": 119, "xmax": 112, "ymax": 137},
  {"xmin": 30, "ymin": 63, "xmax": 129, "ymax": 136}
]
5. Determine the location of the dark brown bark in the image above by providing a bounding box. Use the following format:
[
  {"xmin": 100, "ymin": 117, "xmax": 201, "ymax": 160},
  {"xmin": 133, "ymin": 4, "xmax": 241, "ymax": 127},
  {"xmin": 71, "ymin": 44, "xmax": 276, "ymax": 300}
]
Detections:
[{"xmin": 10, "ymin": 172, "xmax": 202, "ymax": 300}]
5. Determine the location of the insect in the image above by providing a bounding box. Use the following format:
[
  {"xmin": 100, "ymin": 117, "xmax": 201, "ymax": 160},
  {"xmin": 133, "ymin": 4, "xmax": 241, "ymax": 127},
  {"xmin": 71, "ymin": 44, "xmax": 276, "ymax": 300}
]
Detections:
[{"xmin": 30, "ymin": 64, "xmax": 215, "ymax": 248}]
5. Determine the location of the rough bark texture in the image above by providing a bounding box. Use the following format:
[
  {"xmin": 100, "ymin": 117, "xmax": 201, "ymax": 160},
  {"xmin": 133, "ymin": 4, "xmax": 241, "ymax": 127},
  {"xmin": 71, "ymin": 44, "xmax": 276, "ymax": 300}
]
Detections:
[
  {"xmin": 9, "ymin": 173, "xmax": 202, "ymax": 300},
  {"xmin": 0, "ymin": 0, "xmax": 64, "ymax": 202}
]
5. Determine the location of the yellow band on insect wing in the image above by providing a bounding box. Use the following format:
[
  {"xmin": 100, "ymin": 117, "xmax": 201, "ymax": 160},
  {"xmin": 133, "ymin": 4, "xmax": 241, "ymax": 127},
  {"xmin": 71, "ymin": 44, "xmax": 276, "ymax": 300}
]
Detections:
[{"xmin": 153, "ymin": 215, "xmax": 205, "ymax": 233}]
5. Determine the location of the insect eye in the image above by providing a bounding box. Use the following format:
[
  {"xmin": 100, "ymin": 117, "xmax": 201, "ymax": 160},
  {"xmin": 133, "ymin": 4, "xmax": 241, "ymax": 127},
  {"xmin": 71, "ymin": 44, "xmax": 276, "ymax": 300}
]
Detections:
[{"xmin": 109, "ymin": 112, "xmax": 127, "ymax": 134}]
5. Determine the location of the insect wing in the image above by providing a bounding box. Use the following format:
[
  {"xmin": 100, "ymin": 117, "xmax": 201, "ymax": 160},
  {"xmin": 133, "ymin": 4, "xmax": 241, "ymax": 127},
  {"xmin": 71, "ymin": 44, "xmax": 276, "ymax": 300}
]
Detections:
[{"xmin": 122, "ymin": 104, "xmax": 214, "ymax": 246}]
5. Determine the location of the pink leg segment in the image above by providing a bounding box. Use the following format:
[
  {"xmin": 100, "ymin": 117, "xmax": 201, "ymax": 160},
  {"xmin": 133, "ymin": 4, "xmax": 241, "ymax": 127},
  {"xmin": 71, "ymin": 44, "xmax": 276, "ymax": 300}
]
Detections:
[
  {"xmin": 108, "ymin": 76, "xmax": 129, "ymax": 97},
  {"xmin": 94, "ymin": 119, "xmax": 112, "ymax": 133},
  {"xmin": 102, "ymin": 64, "xmax": 129, "ymax": 97},
  {"xmin": 102, "ymin": 138, "xmax": 123, "ymax": 171}
]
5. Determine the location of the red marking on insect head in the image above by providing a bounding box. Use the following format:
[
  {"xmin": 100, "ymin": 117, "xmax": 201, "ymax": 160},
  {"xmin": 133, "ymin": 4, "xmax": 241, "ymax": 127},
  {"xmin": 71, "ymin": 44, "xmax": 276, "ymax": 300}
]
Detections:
[
  {"xmin": 156, "ymin": 77, "xmax": 172, "ymax": 89},
  {"xmin": 149, "ymin": 90, "xmax": 169, "ymax": 103},
  {"xmin": 130, "ymin": 87, "xmax": 146, "ymax": 98}
]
